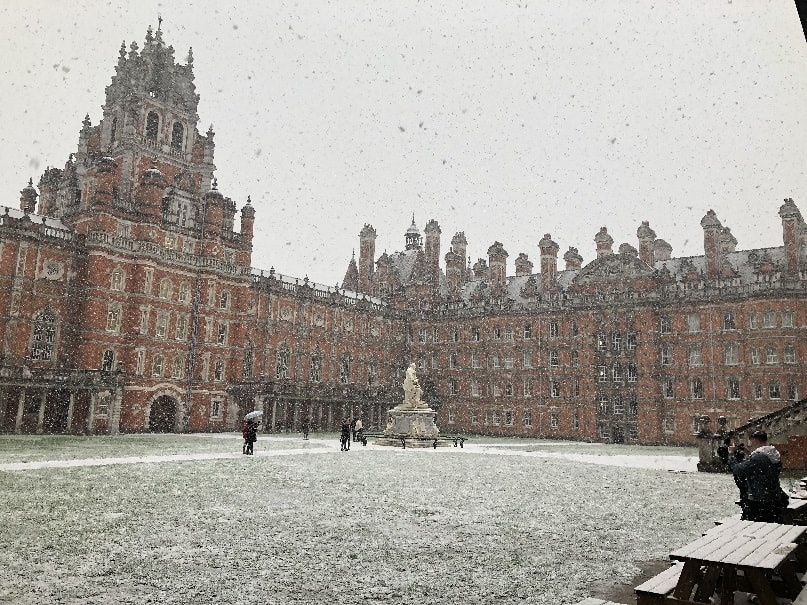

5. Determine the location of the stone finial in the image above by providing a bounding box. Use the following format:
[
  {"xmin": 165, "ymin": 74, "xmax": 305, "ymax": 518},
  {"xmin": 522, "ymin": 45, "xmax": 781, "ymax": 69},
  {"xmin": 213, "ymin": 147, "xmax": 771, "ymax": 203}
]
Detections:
[
  {"xmin": 564, "ymin": 246, "xmax": 583, "ymax": 269},
  {"xmin": 637, "ymin": 220, "xmax": 656, "ymax": 240},
  {"xmin": 424, "ymin": 219, "xmax": 441, "ymax": 234},
  {"xmin": 700, "ymin": 209, "xmax": 722, "ymax": 229},
  {"xmin": 360, "ymin": 224, "xmax": 377, "ymax": 239}
]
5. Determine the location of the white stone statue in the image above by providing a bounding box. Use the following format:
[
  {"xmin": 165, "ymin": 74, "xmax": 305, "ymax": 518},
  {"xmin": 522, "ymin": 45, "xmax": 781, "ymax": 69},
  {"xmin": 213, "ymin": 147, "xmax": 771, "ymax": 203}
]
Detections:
[{"xmin": 402, "ymin": 363, "xmax": 425, "ymax": 409}]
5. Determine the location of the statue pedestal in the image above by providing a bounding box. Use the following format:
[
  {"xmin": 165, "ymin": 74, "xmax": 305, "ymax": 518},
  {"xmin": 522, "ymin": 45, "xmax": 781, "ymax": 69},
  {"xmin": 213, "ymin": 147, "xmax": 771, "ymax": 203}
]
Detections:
[{"xmin": 375, "ymin": 406, "xmax": 449, "ymax": 448}]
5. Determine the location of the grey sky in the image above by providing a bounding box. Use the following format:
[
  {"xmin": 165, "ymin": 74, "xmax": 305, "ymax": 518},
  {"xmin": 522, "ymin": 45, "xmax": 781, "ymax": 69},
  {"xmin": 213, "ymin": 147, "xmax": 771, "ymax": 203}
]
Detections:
[{"xmin": 2, "ymin": 0, "xmax": 805, "ymax": 284}]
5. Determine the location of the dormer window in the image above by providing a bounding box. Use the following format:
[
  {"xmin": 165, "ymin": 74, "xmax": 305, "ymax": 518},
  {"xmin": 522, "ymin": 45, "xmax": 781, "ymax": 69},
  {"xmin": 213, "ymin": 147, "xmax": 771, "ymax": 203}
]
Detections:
[
  {"xmin": 171, "ymin": 122, "xmax": 184, "ymax": 150},
  {"xmin": 146, "ymin": 112, "xmax": 159, "ymax": 141}
]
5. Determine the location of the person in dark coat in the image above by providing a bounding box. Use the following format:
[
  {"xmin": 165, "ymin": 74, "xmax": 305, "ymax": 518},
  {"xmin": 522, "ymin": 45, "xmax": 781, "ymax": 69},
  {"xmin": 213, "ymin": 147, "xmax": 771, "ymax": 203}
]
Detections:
[
  {"xmin": 340, "ymin": 421, "xmax": 351, "ymax": 451},
  {"xmin": 242, "ymin": 421, "xmax": 250, "ymax": 455},
  {"xmin": 245, "ymin": 420, "xmax": 258, "ymax": 455},
  {"xmin": 302, "ymin": 420, "xmax": 310, "ymax": 440},
  {"xmin": 719, "ymin": 438, "xmax": 748, "ymax": 517},
  {"xmin": 728, "ymin": 430, "xmax": 786, "ymax": 522}
]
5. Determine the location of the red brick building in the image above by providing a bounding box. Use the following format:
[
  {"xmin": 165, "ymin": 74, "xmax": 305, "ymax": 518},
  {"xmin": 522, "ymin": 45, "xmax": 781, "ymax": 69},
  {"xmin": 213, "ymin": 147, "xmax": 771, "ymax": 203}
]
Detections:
[{"xmin": 1, "ymin": 26, "xmax": 804, "ymax": 444}]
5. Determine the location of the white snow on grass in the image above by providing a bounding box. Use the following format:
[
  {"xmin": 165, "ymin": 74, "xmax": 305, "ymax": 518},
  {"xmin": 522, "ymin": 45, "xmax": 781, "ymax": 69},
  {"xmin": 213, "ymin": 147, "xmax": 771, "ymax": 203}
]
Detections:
[{"xmin": 0, "ymin": 434, "xmax": 738, "ymax": 604}]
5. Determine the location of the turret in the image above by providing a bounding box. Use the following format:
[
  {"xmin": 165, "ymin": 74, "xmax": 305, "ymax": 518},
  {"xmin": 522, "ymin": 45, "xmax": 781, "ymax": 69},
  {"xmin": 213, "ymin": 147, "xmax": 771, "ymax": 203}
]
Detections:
[
  {"xmin": 779, "ymin": 198, "xmax": 805, "ymax": 279},
  {"xmin": 240, "ymin": 196, "xmax": 255, "ymax": 245},
  {"xmin": 92, "ymin": 156, "xmax": 119, "ymax": 208},
  {"xmin": 595, "ymin": 227, "xmax": 613, "ymax": 258},
  {"xmin": 700, "ymin": 209, "xmax": 723, "ymax": 279},
  {"xmin": 487, "ymin": 241, "xmax": 508, "ymax": 288},
  {"xmin": 539, "ymin": 234, "xmax": 559, "ymax": 292},
  {"xmin": 405, "ymin": 215, "xmax": 422, "ymax": 250},
  {"xmin": 358, "ymin": 224, "xmax": 377, "ymax": 295},
  {"xmin": 514, "ymin": 253, "xmax": 533, "ymax": 277},
  {"xmin": 342, "ymin": 252, "xmax": 359, "ymax": 291},
  {"xmin": 37, "ymin": 168, "xmax": 61, "ymax": 216},
  {"xmin": 423, "ymin": 219, "xmax": 441, "ymax": 290},
  {"xmin": 564, "ymin": 246, "xmax": 583, "ymax": 270},
  {"xmin": 19, "ymin": 179, "xmax": 38, "ymax": 214},
  {"xmin": 202, "ymin": 178, "xmax": 225, "ymax": 238},
  {"xmin": 637, "ymin": 221, "xmax": 656, "ymax": 266}
]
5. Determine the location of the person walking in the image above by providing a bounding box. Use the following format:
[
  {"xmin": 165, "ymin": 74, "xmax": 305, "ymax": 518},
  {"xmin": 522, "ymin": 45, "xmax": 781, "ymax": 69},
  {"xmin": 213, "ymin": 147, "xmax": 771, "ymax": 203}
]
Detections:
[
  {"xmin": 245, "ymin": 420, "xmax": 258, "ymax": 455},
  {"xmin": 242, "ymin": 421, "xmax": 250, "ymax": 454},
  {"xmin": 340, "ymin": 421, "xmax": 351, "ymax": 451},
  {"xmin": 354, "ymin": 418, "xmax": 363, "ymax": 443},
  {"xmin": 728, "ymin": 430, "xmax": 787, "ymax": 522},
  {"xmin": 302, "ymin": 420, "xmax": 310, "ymax": 440}
]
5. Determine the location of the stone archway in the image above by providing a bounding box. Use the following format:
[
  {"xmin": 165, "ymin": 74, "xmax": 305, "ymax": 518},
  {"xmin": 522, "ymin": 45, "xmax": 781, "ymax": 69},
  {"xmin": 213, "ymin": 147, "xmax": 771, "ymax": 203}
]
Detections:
[{"xmin": 148, "ymin": 395, "xmax": 177, "ymax": 433}]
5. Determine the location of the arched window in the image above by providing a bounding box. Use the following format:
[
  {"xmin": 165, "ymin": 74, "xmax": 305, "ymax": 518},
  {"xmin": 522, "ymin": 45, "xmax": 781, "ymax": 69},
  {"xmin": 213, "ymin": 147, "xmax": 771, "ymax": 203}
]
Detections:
[
  {"xmin": 101, "ymin": 349, "xmax": 115, "ymax": 372},
  {"xmin": 243, "ymin": 341, "xmax": 254, "ymax": 378},
  {"xmin": 159, "ymin": 278, "xmax": 172, "ymax": 300},
  {"xmin": 146, "ymin": 111, "xmax": 159, "ymax": 141},
  {"xmin": 340, "ymin": 354, "xmax": 352, "ymax": 384},
  {"xmin": 178, "ymin": 282, "xmax": 191, "ymax": 303},
  {"xmin": 310, "ymin": 350, "xmax": 322, "ymax": 382},
  {"xmin": 219, "ymin": 291, "xmax": 230, "ymax": 309},
  {"xmin": 30, "ymin": 312, "xmax": 57, "ymax": 361},
  {"xmin": 276, "ymin": 346, "xmax": 290, "ymax": 379},
  {"xmin": 152, "ymin": 354, "xmax": 164, "ymax": 377},
  {"xmin": 214, "ymin": 360, "xmax": 225, "ymax": 381},
  {"xmin": 171, "ymin": 122, "xmax": 184, "ymax": 150}
]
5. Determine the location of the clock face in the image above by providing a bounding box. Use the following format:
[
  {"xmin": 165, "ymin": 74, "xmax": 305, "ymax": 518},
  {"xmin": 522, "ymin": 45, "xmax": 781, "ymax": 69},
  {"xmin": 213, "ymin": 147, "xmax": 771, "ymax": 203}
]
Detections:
[
  {"xmin": 281, "ymin": 307, "xmax": 292, "ymax": 320},
  {"xmin": 314, "ymin": 314, "xmax": 324, "ymax": 327}
]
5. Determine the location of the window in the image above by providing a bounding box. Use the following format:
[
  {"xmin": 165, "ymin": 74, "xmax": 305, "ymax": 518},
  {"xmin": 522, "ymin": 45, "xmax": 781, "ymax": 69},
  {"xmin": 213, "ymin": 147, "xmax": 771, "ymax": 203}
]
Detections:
[
  {"xmin": 723, "ymin": 312, "xmax": 736, "ymax": 330},
  {"xmin": 724, "ymin": 343, "xmax": 739, "ymax": 365},
  {"xmin": 660, "ymin": 316, "xmax": 672, "ymax": 334},
  {"xmin": 788, "ymin": 385, "xmax": 798, "ymax": 401},
  {"xmin": 493, "ymin": 327, "xmax": 501, "ymax": 340},
  {"xmin": 571, "ymin": 412, "xmax": 579, "ymax": 430},
  {"xmin": 692, "ymin": 378, "xmax": 704, "ymax": 400},
  {"xmin": 687, "ymin": 313, "xmax": 700, "ymax": 332},
  {"xmin": 449, "ymin": 352, "xmax": 457, "ymax": 369},
  {"xmin": 243, "ymin": 347, "xmax": 254, "ymax": 378},
  {"xmin": 765, "ymin": 346, "xmax": 778, "ymax": 364},
  {"xmin": 661, "ymin": 346, "xmax": 673, "ymax": 366},
  {"xmin": 549, "ymin": 321, "xmax": 559, "ymax": 338},
  {"xmin": 689, "ymin": 347, "xmax": 702, "ymax": 367},
  {"xmin": 219, "ymin": 291, "xmax": 230, "ymax": 310},
  {"xmin": 597, "ymin": 366, "xmax": 607, "ymax": 382},
  {"xmin": 783, "ymin": 310, "xmax": 795, "ymax": 328},
  {"xmin": 340, "ymin": 355, "xmax": 351, "ymax": 384},
  {"xmin": 450, "ymin": 328, "xmax": 458, "ymax": 342},
  {"xmin": 663, "ymin": 379, "xmax": 674, "ymax": 399},
  {"xmin": 785, "ymin": 344, "xmax": 796, "ymax": 364},
  {"xmin": 550, "ymin": 351, "xmax": 559, "ymax": 368},
  {"xmin": 628, "ymin": 396, "xmax": 638, "ymax": 416},
  {"xmin": 493, "ymin": 384, "xmax": 502, "ymax": 397},
  {"xmin": 550, "ymin": 412, "xmax": 559, "ymax": 429},
  {"xmin": 448, "ymin": 379, "xmax": 458, "ymax": 396},
  {"xmin": 505, "ymin": 382, "xmax": 513, "ymax": 397},
  {"xmin": 492, "ymin": 354, "xmax": 500, "ymax": 369},
  {"xmin": 145, "ymin": 111, "xmax": 159, "ymax": 141},
  {"xmin": 470, "ymin": 381, "xmax": 480, "ymax": 397},
  {"xmin": 211, "ymin": 400, "xmax": 223, "ymax": 419},
  {"xmin": 523, "ymin": 410, "xmax": 533, "ymax": 427},
  {"xmin": 178, "ymin": 282, "xmax": 191, "ymax": 304},
  {"xmin": 310, "ymin": 354, "xmax": 322, "ymax": 382},
  {"xmin": 136, "ymin": 350, "xmax": 145, "ymax": 375},
  {"xmin": 598, "ymin": 394, "xmax": 608, "ymax": 414},
  {"xmin": 432, "ymin": 327, "xmax": 440, "ymax": 343},
  {"xmin": 522, "ymin": 351, "xmax": 532, "ymax": 368},
  {"xmin": 471, "ymin": 352, "xmax": 480, "ymax": 369},
  {"xmin": 155, "ymin": 313, "xmax": 168, "ymax": 338},
  {"xmin": 106, "ymin": 306, "xmax": 121, "ymax": 332},
  {"xmin": 627, "ymin": 364, "xmax": 637, "ymax": 382},
  {"xmin": 596, "ymin": 334, "xmax": 607, "ymax": 350},
  {"xmin": 612, "ymin": 397, "xmax": 624, "ymax": 415},
  {"xmin": 573, "ymin": 378, "xmax": 580, "ymax": 398},
  {"xmin": 172, "ymin": 354, "xmax": 185, "ymax": 379},
  {"xmin": 171, "ymin": 122, "xmax": 184, "ymax": 149},
  {"xmin": 165, "ymin": 234, "xmax": 176, "ymax": 250},
  {"xmin": 175, "ymin": 315, "xmax": 188, "ymax": 340},
  {"xmin": 523, "ymin": 324, "xmax": 532, "ymax": 339},
  {"xmin": 504, "ymin": 410, "xmax": 514, "ymax": 426},
  {"xmin": 750, "ymin": 347, "xmax": 760, "ymax": 365},
  {"xmin": 418, "ymin": 328, "xmax": 426, "ymax": 343},
  {"xmin": 276, "ymin": 347, "xmax": 290, "ymax": 379},
  {"xmin": 612, "ymin": 332, "xmax": 622, "ymax": 352},
  {"xmin": 727, "ymin": 378, "xmax": 740, "ymax": 400},
  {"xmin": 472, "ymin": 327, "xmax": 480, "ymax": 341},
  {"xmin": 504, "ymin": 327, "xmax": 514, "ymax": 341},
  {"xmin": 217, "ymin": 323, "xmax": 228, "ymax": 345},
  {"xmin": 570, "ymin": 321, "xmax": 578, "ymax": 337},
  {"xmin": 159, "ymin": 279, "xmax": 172, "ymax": 300},
  {"xmin": 110, "ymin": 268, "xmax": 124, "ymax": 291},
  {"xmin": 214, "ymin": 360, "xmax": 224, "ymax": 381},
  {"xmin": 447, "ymin": 408, "xmax": 456, "ymax": 424},
  {"xmin": 152, "ymin": 354, "xmax": 164, "ymax": 377},
  {"xmin": 95, "ymin": 393, "xmax": 111, "ymax": 417},
  {"xmin": 769, "ymin": 383, "xmax": 781, "ymax": 400},
  {"xmin": 749, "ymin": 312, "xmax": 758, "ymax": 329},
  {"xmin": 523, "ymin": 378, "xmax": 532, "ymax": 396},
  {"xmin": 612, "ymin": 364, "xmax": 623, "ymax": 382},
  {"xmin": 599, "ymin": 423, "xmax": 610, "ymax": 439},
  {"xmin": 491, "ymin": 409, "xmax": 500, "ymax": 425},
  {"xmin": 30, "ymin": 312, "xmax": 57, "ymax": 361},
  {"xmin": 627, "ymin": 334, "xmax": 637, "ymax": 350},
  {"xmin": 754, "ymin": 383, "xmax": 763, "ymax": 400},
  {"xmin": 571, "ymin": 350, "xmax": 579, "ymax": 367},
  {"xmin": 663, "ymin": 416, "xmax": 675, "ymax": 434},
  {"xmin": 101, "ymin": 349, "xmax": 115, "ymax": 372},
  {"xmin": 471, "ymin": 410, "xmax": 479, "ymax": 424},
  {"xmin": 431, "ymin": 353, "xmax": 438, "ymax": 369},
  {"xmin": 504, "ymin": 355, "xmax": 514, "ymax": 369},
  {"xmin": 550, "ymin": 380, "xmax": 560, "ymax": 398},
  {"xmin": 762, "ymin": 311, "xmax": 776, "ymax": 328}
]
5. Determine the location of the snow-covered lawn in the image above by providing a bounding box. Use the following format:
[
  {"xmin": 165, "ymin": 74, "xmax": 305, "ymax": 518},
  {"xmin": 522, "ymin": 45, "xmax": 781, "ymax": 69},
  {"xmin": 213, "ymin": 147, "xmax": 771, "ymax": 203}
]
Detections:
[{"xmin": 0, "ymin": 434, "xmax": 739, "ymax": 604}]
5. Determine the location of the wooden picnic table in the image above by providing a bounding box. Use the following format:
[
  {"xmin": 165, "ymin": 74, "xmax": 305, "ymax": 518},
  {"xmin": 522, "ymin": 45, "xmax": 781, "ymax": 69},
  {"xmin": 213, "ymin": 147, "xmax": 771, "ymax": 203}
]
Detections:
[{"xmin": 667, "ymin": 519, "xmax": 807, "ymax": 605}]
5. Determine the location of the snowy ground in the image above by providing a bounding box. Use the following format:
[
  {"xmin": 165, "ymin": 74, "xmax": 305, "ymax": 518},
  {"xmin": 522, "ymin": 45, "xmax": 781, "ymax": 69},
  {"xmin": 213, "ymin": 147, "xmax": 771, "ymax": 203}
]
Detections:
[{"xmin": 0, "ymin": 433, "xmax": 743, "ymax": 604}]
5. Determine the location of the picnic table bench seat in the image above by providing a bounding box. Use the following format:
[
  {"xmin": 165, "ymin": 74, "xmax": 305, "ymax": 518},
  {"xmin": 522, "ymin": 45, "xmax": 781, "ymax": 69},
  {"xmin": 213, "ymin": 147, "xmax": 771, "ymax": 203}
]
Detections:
[{"xmin": 634, "ymin": 562, "xmax": 685, "ymax": 605}]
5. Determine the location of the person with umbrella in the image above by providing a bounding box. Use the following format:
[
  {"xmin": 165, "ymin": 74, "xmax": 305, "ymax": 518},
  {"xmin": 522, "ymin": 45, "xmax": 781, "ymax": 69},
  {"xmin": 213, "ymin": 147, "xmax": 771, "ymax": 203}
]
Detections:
[{"xmin": 243, "ymin": 410, "xmax": 262, "ymax": 455}]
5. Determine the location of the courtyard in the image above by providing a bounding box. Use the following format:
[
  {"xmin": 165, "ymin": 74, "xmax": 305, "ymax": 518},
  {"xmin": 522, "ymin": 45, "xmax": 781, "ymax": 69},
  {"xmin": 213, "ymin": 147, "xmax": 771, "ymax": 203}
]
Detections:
[{"xmin": 0, "ymin": 434, "xmax": 747, "ymax": 604}]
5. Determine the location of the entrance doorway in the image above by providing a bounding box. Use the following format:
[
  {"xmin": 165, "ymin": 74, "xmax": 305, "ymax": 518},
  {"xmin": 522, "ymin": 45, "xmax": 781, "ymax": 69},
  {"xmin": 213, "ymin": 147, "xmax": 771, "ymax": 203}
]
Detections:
[{"xmin": 149, "ymin": 396, "xmax": 177, "ymax": 432}]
